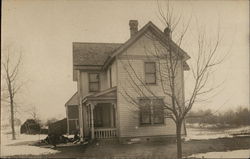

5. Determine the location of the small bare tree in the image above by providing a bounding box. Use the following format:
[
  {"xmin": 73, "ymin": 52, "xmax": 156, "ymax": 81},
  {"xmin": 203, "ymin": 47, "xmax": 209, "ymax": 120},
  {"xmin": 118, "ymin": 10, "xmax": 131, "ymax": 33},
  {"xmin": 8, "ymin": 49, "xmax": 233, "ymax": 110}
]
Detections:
[
  {"xmin": 119, "ymin": 2, "xmax": 226, "ymax": 159},
  {"xmin": 27, "ymin": 106, "xmax": 39, "ymax": 120},
  {"xmin": 2, "ymin": 46, "xmax": 23, "ymax": 140}
]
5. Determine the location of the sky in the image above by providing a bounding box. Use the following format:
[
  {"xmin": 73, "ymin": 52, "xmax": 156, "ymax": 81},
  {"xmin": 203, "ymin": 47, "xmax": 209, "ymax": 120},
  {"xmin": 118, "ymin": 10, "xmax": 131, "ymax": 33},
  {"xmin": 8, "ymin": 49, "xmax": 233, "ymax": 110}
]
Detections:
[{"xmin": 1, "ymin": 0, "xmax": 249, "ymax": 123}]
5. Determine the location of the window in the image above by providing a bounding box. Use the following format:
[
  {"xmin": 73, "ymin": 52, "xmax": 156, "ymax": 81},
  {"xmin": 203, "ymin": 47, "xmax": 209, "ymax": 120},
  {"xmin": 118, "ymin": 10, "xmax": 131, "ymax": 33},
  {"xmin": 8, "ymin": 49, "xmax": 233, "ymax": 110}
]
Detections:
[
  {"xmin": 145, "ymin": 62, "xmax": 156, "ymax": 84},
  {"xmin": 139, "ymin": 98, "xmax": 164, "ymax": 125},
  {"xmin": 89, "ymin": 73, "xmax": 100, "ymax": 92},
  {"xmin": 152, "ymin": 99, "xmax": 164, "ymax": 124},
  {"xmin": 140, "ymin": 99, "xmax": 151, "ymax": 124}
]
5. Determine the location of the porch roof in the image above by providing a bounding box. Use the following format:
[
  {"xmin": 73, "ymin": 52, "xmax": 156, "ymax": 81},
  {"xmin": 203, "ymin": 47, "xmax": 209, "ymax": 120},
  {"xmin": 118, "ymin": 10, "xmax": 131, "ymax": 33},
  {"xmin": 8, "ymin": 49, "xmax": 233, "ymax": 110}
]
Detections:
[{"xmin": 82, "ymin": 87, "xmax": 117, "ymax": 103}]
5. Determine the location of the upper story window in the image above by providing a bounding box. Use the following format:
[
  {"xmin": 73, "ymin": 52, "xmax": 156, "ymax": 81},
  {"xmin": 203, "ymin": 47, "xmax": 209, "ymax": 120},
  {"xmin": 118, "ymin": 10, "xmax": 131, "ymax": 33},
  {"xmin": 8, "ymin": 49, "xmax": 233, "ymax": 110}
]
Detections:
[
  {"xmin": 145, "ymin": 62, "xmax": 156, "ymax": 84},
  {"xmin": 139, "ymin": 98, "xmax": 164, "ymax": 125},
  {"xmin": 89, "ymin": 73, "xmax": 100, "ymax": 92}
]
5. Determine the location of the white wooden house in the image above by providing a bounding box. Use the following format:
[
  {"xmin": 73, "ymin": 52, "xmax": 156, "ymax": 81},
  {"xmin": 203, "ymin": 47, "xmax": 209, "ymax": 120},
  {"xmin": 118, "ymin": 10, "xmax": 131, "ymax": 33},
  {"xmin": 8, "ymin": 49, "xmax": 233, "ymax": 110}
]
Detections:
[{"xmin": 65, "ymin": 20, "xmax": 190, "ymax": 141}]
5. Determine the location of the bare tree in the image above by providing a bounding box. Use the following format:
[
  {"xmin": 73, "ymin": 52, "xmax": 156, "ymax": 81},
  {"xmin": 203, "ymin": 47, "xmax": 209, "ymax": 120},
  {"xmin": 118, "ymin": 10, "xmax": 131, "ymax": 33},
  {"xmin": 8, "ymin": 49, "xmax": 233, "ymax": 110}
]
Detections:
[
  {"xmin": 27, "ymin": 106, "xmax": 39, "ymax": 121},
  {"xmin": 2, "ymin": 46, "xmax": 23, "ymax": 140},
  {"xmin": 119, "ymin": 2, "xmax": 226, "ymax": 159}
]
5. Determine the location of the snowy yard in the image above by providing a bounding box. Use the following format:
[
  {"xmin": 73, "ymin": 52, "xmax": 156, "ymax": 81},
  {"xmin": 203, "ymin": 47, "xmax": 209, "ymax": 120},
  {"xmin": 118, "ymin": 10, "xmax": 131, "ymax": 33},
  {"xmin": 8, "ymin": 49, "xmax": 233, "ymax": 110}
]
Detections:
[
  {"xmin": 0, "ymin": 126, "xmax": 59, "ymax": 157},
  {"xmin": 185, "ymin": 125, "xmax": 250, "ymax": 140},
  {"xmin": 1, "ymin": 125, "xmax": 250, "ymax": 158},
  {"xmin": 189, "ymin": 149, "xmax": 250, "ymax": 158},
  {"xmin": 186, "ymin": 125, "xmax": 250, "ymax": 158}
]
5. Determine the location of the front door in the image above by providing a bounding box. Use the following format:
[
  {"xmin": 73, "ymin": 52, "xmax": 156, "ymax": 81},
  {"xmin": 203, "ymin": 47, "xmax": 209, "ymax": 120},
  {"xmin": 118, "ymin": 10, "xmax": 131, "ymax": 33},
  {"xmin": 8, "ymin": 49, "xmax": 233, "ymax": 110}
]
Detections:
[{"xmin": 94, "ymin": 103, "xmax": 113, "ymax": 128}]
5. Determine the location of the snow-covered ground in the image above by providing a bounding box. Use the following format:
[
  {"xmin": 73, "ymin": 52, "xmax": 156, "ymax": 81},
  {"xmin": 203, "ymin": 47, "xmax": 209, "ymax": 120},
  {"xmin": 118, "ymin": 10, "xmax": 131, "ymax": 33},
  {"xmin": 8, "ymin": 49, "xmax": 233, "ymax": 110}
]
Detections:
[
  {"xmin": 1, "ymin": 126, "xmax": 59, "ymax": 157},
  {"xmin": 189, "ymin": 149, "xmax": 250, "ymax": 158},
  {"xmin": 1, "ymin": 125, "xmax": 250, "ymax": 157},
  {"xmin": 185, "ymin": 125, "xmax": 250, "ymax": 141},
  {"xmin": 186, "ymin": 125, "xmax": 250, "ymax": 158}
]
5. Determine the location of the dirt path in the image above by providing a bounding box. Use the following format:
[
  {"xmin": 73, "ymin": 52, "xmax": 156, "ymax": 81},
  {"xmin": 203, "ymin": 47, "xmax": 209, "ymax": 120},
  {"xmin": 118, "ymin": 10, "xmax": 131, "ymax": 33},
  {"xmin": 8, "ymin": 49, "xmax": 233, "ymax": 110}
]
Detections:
[{"xmin": 7, "ymin": 136, "xmax": 250, "ymax": 158}]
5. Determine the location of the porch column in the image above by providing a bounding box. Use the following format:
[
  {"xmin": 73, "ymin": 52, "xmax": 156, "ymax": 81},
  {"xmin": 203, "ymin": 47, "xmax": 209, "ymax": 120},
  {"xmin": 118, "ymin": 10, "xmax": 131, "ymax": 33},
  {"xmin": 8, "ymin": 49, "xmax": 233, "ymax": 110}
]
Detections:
[
  {"xmin": 87, "ymin": 105, "xmax": 90, "ymax": 128},
  {"xmin": 110, "ymin": 104, "xmax": 114, "ymax": 128},
  {"xmin": 113, "ymin": 103, "xmax": 117, "ymax": 128},
  {"xmin": 90, "ymin": 103, "xmax": 95, "ymax": 139}
]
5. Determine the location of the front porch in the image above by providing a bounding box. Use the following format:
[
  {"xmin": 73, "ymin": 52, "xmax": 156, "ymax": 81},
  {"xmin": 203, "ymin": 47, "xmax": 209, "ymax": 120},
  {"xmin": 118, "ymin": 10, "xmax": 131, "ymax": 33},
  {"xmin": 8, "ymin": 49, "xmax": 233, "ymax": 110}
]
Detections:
[
  {"xmin": 82, "ymin": 87, "xmax": 118, "ymax": 139},
  {"xmin": 87, "ymin": 102, "xmax": 118, "ymax": 139},
  {"xmin": 91, "ymin": 103, "xmax": 117, "ymax": 139}
]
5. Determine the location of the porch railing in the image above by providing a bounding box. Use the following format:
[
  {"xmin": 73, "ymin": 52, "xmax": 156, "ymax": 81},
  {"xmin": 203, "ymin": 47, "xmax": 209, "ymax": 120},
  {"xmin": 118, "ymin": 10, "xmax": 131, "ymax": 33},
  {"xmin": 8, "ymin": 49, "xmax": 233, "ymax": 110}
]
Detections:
[{"xmin": 94, "ymin": 128, "xmax": 117, "ymax": 139}]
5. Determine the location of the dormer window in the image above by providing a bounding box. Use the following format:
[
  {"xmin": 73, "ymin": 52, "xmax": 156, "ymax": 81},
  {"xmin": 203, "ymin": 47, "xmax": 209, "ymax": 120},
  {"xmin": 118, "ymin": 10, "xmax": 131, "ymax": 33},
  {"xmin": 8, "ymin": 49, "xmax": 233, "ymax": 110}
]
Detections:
[{"xmin": 89, "ymin": 73, "xmax": 100, "ymax": 92}]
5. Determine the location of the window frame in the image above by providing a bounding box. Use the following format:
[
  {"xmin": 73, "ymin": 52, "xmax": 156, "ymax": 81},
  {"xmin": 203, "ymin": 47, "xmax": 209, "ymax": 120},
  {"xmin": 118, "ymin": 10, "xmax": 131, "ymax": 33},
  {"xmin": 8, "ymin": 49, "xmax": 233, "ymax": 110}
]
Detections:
[
  {"xmin": 139, "ymin": 97, "xmax": 165, "ymax": 126},
  {"xmin": 152, "ymin": 99, "xmax": 165, "ymax": 124},
  {"xmin": 144, "ymin": 62, "xmax": 157, "ymax": 85},
  {"xmin": 88, "ymin": 73, "xmax": 100, "ymax": 92},
  {"xmin": 139, "ymin": 99, "xmax": 152, "ymax": 125}
]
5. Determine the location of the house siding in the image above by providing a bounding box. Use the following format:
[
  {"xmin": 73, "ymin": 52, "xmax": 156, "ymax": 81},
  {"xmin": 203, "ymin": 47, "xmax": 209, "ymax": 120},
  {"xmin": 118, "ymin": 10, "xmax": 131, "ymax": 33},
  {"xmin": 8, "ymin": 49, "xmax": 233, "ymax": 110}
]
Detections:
[
  {"xmin": 117, "ymin": 31, "xmax": 185, "ymax": 138},
  {"xmin": 80, "ymin": 72, "xmax": 89, "ymax": 97},
  {"xmin": 107, "ymin": 60, "xmax": 117, "ymax": 88},
  {"xmin": 100, "ymin": 71, "xmax": 108, "ymax": 90},
  {"xmin": 111, "ymin": 60, "xmax": 117, "ymax": 87},
  {"xmin": 75, "ymin": 29, "xmax": 187, "ymax": 139}
]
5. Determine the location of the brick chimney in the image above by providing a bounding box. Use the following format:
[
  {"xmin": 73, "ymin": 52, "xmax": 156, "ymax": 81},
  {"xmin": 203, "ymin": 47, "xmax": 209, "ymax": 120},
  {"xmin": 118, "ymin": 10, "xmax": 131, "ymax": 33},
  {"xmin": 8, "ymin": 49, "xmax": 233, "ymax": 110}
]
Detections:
[
  {"xmin": 164, "ymin": 27, "xmax": 171, "ymax": 39},
  {"xmin": 129, "ymin": 20, "xmax": 138, "ymax": 37}
]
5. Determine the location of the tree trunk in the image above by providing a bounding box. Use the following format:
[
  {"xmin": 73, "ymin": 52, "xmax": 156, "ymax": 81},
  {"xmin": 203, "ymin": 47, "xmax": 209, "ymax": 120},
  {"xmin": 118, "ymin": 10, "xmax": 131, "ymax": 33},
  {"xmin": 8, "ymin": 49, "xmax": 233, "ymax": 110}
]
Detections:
[
  {"xmin": 176, "ymin": 121, "xmax": 182, "ymax": 159},
  {"xmin": 10, "ymin": 97, "xmax": 16, "ymax": 140},
  {"xmin": 8, "ymin": 80, "xmax": 16, "ymax": 140}
]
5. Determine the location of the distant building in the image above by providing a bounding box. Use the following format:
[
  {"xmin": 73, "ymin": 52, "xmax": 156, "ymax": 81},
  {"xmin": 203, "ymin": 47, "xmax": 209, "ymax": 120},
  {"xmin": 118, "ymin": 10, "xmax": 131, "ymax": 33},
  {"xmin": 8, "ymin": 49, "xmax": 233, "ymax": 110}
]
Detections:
[{"xmin": 48, "ymin": 118, "xmax": 67, "ymax": 135}]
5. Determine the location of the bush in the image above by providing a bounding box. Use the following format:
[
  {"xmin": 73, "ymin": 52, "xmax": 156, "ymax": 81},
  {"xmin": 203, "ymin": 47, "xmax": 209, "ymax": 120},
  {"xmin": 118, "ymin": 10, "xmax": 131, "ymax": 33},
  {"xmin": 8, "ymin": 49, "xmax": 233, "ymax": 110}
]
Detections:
[{"xmin": 186, "ymin": 106, "xmax": 250, "ymax": 127}]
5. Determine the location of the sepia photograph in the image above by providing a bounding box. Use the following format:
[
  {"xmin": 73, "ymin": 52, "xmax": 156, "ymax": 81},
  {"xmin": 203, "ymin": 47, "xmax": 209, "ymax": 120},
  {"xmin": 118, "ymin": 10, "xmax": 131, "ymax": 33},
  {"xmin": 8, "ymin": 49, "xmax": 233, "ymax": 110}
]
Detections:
[{"xmin": 1, "ymin": 0, "xmax": 249, "ymax": 158}]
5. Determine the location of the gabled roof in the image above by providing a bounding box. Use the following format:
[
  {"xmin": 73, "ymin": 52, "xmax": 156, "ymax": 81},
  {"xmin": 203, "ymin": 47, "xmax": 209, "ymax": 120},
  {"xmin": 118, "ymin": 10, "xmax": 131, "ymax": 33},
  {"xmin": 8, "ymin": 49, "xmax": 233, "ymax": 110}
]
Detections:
[
  {"xmin": 73, "ymin": 42, "xmax": 122, "ymax": 66},
  {"xmin": 65, "ymin": 92, "xmax": 78, "ymax": 106},
  {"xmin": 73, "ymin": 21, "xmax": 190, "ymax": 70},
  {"xmin": 103, "ymin": 21, "xmax": 190, "ymax": 69}
]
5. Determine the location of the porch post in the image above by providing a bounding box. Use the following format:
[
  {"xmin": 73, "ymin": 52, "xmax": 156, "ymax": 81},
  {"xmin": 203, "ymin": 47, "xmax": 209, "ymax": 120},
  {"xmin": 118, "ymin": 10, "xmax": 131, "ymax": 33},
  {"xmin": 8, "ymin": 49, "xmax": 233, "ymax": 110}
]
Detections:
[
  {"xmin": 87, "ymin": 105, "xmax": 90, "ymax": 128},
  {"xmin": 90, "ymin": 103, "xmax": 95, "ymax": 139},
  {"xmin": 110, "ymin": 104, "xmax": 114, "ymax": 128},
  {"xmin": 113, "ymin": 103, "xmax": 117, "ymax": 128}
]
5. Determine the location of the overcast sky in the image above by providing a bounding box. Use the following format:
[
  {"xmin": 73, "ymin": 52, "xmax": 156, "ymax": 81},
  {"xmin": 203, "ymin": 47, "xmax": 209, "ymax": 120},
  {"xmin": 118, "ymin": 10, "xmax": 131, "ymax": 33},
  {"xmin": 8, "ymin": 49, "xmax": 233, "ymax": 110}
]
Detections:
[{"xmin": 2, "ymin": 0, "xmax": 249, "ymax": 122}]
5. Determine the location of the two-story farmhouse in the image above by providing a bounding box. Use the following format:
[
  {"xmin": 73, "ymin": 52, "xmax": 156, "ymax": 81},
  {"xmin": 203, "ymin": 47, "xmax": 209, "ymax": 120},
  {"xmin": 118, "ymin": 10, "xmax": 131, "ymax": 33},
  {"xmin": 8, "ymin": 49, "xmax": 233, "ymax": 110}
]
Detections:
[{"xmin": 65, "ymin": 20, "xmax": 190, "ymax": 141}]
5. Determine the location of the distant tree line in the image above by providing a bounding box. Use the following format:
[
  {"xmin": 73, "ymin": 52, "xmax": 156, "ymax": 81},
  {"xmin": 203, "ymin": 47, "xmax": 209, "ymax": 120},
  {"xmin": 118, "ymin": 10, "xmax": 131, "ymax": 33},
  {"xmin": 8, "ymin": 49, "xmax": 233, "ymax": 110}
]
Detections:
[{"xmin": 186, "ymin": 107, "xmax": 250, "ymax": 126}]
